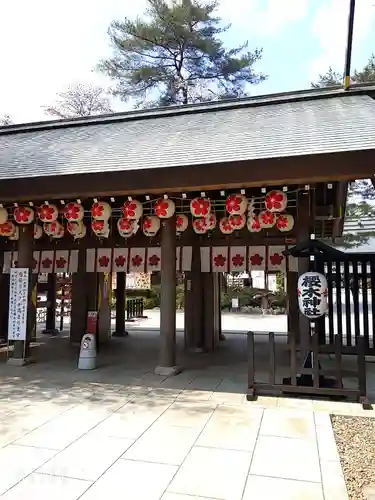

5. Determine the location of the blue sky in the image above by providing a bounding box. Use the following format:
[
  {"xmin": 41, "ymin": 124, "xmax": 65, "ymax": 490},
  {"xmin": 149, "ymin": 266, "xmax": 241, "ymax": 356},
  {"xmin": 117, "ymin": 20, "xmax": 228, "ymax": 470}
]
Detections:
[{"xmin": 1, "ymin": 0, "xmax": 374, "ymax": 123}]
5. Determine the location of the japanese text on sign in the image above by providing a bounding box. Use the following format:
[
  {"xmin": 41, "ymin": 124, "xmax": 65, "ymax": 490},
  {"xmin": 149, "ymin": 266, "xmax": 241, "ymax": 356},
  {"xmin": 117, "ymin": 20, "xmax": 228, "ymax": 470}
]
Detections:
[
  {"xmin": 8, "ymin": 268, "xmax": 29, "ymax": 341},
  {"xmin": 297, "ymin": 272, "xmax": 328, "ymax": 319}
]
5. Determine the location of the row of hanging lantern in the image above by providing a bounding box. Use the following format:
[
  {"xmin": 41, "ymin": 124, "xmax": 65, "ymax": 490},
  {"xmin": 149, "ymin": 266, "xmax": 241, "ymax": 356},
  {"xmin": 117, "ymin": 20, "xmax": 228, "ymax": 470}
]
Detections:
[{"xmin": 0, "ymin": 190, "xmax": 294, "ymax": 241}]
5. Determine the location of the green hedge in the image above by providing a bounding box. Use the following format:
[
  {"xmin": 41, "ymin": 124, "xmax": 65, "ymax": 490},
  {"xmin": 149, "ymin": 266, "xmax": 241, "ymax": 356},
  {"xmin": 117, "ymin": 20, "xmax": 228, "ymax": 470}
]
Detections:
[{"xmin": 112, "ymin": 283, "xmax": 287, "ymax": 311}]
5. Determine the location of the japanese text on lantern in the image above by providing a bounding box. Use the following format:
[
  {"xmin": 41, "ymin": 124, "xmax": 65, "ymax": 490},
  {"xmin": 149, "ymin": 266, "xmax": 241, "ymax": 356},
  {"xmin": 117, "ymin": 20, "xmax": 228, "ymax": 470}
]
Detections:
[
  {"xmin": 8, "ymin": 268, "xmax": 29, "ymax": 341},
  {"xmin": 298, "ymin": 272, "xmax": 328, "ymax": 319}
]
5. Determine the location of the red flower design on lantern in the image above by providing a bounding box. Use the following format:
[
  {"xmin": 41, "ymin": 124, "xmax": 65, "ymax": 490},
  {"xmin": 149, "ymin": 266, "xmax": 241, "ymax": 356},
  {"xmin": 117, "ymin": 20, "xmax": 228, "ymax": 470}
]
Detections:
[
  {"xmin": 219, "ymin": 217, "xmax": 233, "ymax": 235},
  {"xmin": 193, "ymin": 218, "xmax": 207, "ymax": 234},
  {"xmin": 232, "ymin": 254, "xmax": 244, "ymax": 267},
  {"xmin": 122, "ymin": 200, "xmax": 143, "ymax": 220},
  {"xmin": 214, "ymin": 254, "xmax": 227, "ymax": 268},
  {"xmin": 148, "ymin": 254, "xmax": 160, "ymax": 267},
  {"xmin": 229, "ymin": 214, "xmax": 246, "ymax": 230},
  {"xmin": 0, "ymin": 221, "xmax": 15, "ymax": 236},
  {"xmin": 225, "ymin": 194, "xmax": 248, "ymax": 215},
  {"xmin": 276, "ymin": 214, "xmax": 294, "ymax": 232},
  {"xmin": 91, "ymin": 202, "xmax": 111, "ymax": 221},
  {"xmin": 0, "ymin": 207, "xmax": 8, "ymax": 225},
  {"xmin": 14, "ymin": 206, "xmax": 34, "ymax": 224},
  {"xmin": 176, "ymin": 214, "xmax": 188, "ymax": 233},
  {"xmin": 260, "ymin": 210, "xmax": 276, "ymax": 227},
  {"xmin": 143, "ymin": 216, "xmax": 160, "ymax": 236},
  {"xmin": 41, "ymin": 258, "xmax": 52, "ymax": 269},
  {"xmin": 64, "ymin": 202, "xmax": 84, "ymax": 222},
  {"xmin": 154, "ymin": 199, "xmax": 175, "ymax": 219},
  {"xmin": 115, "ymin": 255, "xmax": 126, "ymax": 268},
  {"xmin": 99, "ymin": 255, "xmax": 110, "ymax": 268},
  {"xmin": 190, "ymin": 197, "xmax": 211, "ymax": 217},
  {"xmin": 55, "ymin": 257, "xmax": 67, "ymax": 269},
  {"xmin": 32, "ymin": 258, "xmax": 38, "ymax": 270},
  {"xmin": 118, "ymin": 218, "xmax": 132, "ymax": 231},
  {"xmin": 265, "ymin": 190, "xmax": 287, "ymax": 212},
  {"xmin": 132, "ymin": 254, "xmax": 143, "ymax": 267},
  {"xmin": 37, "ymin": 204, "xmax": 58, "ymax": 223},
  {"xmin": 205, "ymin": 213, "xmax": 216, "ymax": 231},
  {"xmin": 250, "ymin": 253, "xmax": 263, "ymax": 266},
  {"xmin": 92, "ymin": 220, "xmax": 105, "ymax": 232},
  {"xmin": 270, "ymin": 253, "xmax": 284, "ymax": 266}
]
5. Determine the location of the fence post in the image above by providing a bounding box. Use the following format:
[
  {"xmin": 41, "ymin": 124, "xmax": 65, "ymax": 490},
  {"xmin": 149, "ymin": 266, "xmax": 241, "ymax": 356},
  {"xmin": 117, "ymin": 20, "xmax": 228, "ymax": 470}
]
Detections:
[
  {"xmin": 247, "ymin": 331, "xmax": 255, "ymax": 400},
  {"xmin": 357, "ymin": 336, "xmax": 369, "ymax": 407}
]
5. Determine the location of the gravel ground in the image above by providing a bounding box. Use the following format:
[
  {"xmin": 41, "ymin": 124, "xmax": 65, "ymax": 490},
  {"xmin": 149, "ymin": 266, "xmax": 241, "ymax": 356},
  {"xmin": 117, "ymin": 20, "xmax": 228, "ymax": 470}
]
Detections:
[{"xmin": 331, "ymin": 415, "xmax": 375, "ymax": 500}]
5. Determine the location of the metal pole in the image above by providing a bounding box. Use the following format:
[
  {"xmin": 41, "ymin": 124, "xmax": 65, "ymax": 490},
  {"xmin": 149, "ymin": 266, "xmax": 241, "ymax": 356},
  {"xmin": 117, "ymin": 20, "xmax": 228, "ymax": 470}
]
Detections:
[{"xmin": 343, "ymin": 0, "xmax": 356, "ymax": 90}]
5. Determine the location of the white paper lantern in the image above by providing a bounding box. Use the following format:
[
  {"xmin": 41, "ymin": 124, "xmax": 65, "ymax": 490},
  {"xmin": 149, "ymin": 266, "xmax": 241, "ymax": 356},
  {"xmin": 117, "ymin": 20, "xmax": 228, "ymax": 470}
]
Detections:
[
  {"xmin": 91, "ymin": 201, "xmax": 112, "ymax": 221},
  {"xmin": 75, "ymin": 225, "xmax": 87, "ymax": 239},
  {"xmin": 143, "ymin": 216, "xmax": 160, "ymax": 237},
  {"xmin": 44, "ymin": 221, "xmax": 63, "ymax": 237},
  {"xmin": 276, "ymin": 214, "xmax": 295, "ymax": 232},
  {"xmin": 193, "ymin": 218, "xmax": 208, "ymax": 234},
  {"xmin": 247, "ymin": 215, "xmax": 262, "ymax": 233},
  {"xmin": 219, "ymin": 217, "xmax": 233, "ymax": 235},
  {"xmin": 225, "ymin": 194, "xmax": 248, "ymax": 215},
  {"xmin": 190, "ymin": 197, "xmax": 211, "ymax": 218},
  {"xmin": 14, "ymin": 206, "xmax": 34, "ymax": 224},
  {"xmin": 64, "ymin": 202, "xmax": 84, "ymax": 222},
  {"xmin": 265, "ymin": 190, "xmax": 288, "ymax": 212},
  {"xmin": 0, "ymin": 221, "xmax": 15, "ymax": 237},
  {"xmin": 52, "ymin": 225, "xmax": 64, "ymax": 239},
  {"xmin": 122, "ymin": 199, "xmax": 143, "ymax": 220},
  {"xmin": 154, "ymin": 198, "xmax": 175, "ymax": 219},
  {"xmin": 67, "ymin": 221, "xmax": 85, "ymax": 236},
  {"xmin": 8, "ymin": 226, "xmax": 19, "ymax": 241},
  {"xmin": 34, "ymin": 224, "xmax": 43, "ymax": 240},
  {"xmin": 259, "ymin": 210, "xmax": 276, "ymax": 229},
  {"xmin": 229, "ymin": 214, "xmax": 246, "ymax": 230},
  {"xmin": 205, "ymin": 213, "xmax": 217, "ymax": 231},
  {"xmin": 298, "ymin": 272, "xmax": 328, "ymax": 319},
  {"xmin": 37, "ymin": 203, "xmax": 59, "ymax": 223},
  {"xmin": 117, "ymin": 217, "xmax": 135, "ymax": 237},
  {"xmin": 176, "ymin": 214, "xmax": 188, "ymax": 233},
  {"xmin": 91, "ymin": 220, "xmax": 110, "ymax": 237},
  {"xmin": 0, "ymin": 207, "xmax": 8, "ymax": 225}
]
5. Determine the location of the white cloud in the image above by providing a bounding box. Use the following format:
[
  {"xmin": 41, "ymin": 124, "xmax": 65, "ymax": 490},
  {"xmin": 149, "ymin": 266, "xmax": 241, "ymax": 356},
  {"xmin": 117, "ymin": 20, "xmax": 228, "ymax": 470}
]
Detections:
[
  {"xmin": 310, "ymin": 0, "xmax": 375, "ymax": 79},
  {"xmin": 218, "ymin": 0, "xmax": 309, "ymax": 36}
]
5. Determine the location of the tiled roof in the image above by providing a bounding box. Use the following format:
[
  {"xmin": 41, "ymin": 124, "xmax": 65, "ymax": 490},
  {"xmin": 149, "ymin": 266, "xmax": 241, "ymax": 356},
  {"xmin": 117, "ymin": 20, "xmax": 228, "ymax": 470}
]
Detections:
[{"xmin": 1, "ymin": 88, "xmax": 375, "ymax": 181}]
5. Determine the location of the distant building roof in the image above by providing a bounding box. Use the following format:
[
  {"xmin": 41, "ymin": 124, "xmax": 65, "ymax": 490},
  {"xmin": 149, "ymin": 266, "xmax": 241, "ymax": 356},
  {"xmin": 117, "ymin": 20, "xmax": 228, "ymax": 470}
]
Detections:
[{"xmin": 1, "ymin": 86, "xmax": 375, "ymax": 181}]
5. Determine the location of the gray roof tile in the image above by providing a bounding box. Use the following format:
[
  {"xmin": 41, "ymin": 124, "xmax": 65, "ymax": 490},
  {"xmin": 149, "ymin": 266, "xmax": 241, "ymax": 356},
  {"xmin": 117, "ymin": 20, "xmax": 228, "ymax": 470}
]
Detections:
[{"xmin": 0, "ymin": 94, "xmax": 375, "ymax": 181}]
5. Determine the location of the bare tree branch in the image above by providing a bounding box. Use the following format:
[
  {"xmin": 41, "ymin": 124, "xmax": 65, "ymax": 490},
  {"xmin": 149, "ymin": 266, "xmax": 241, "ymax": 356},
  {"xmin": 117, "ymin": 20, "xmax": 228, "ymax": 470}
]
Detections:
[{"xmin": 43, "ymin": 84, "xmax": 113, "ymax": 119}]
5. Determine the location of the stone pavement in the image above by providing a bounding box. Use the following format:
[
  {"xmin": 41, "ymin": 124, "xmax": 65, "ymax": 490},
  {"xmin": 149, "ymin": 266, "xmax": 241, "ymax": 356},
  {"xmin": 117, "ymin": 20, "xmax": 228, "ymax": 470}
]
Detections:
[{"xmin": 2, "ymin": 364, "xmax": 373, "ymax": 500}]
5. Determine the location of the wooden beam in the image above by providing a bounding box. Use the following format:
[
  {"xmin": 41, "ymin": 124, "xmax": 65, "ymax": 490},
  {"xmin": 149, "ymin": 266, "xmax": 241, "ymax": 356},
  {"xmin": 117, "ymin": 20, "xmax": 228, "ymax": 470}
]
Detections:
[{"xmin": 0, "ymin": 149, "xmax": 374, "ymax": 202}]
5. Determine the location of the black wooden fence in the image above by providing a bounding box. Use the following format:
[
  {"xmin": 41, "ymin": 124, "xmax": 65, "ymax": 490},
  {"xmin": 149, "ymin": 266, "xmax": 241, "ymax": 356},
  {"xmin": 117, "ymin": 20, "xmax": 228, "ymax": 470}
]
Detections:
[
  {"xmin": 316, "ymin": 254, "xmax": 375, "ymax": 355},
  {"xmin": 247, "ymin": 331, "xmax": 369, "ymax": 405}
]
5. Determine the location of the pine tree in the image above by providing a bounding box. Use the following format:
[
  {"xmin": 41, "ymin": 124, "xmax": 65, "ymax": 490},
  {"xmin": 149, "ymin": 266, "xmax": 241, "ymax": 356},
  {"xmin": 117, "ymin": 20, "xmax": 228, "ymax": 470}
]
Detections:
[
  {"xmin": 311, "ymin": 54, "xmax": 375, "ymax": 88},
  {"xmin": 98, "ymin": 0, "xmax": 266, "ymax": 107}
]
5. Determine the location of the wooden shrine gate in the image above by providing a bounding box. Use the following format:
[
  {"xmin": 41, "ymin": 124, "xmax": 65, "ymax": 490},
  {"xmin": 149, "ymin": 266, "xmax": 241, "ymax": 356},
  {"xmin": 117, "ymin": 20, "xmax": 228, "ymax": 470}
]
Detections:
[{"xmin": 247, "ymin": 240, "xmax": 373, "ymax": 405}]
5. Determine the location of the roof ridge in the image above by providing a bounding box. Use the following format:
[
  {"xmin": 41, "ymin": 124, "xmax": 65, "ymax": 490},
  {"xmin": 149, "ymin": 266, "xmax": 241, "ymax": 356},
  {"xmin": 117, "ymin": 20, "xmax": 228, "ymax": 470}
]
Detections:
[{"xmin": 1, "ymin": 84, "xmax": 375, "ymax": 136}]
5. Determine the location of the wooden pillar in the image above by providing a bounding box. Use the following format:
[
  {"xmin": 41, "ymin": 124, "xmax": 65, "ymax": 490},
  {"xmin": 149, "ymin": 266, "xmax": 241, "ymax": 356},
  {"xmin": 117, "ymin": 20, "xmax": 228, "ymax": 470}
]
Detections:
[
  {"xmin": 203, "ymin": 273, "xmax": 215, "ymax": 351},
  {"xmin": 155, "ymin": 216, "xmax": 181, "ymax": 376},
  {"xmin": 287, "ymin": 271, "xmax": 299, "ymax": 343},
  {"xmin": 43, "ymin": 274, "xmax": 58, "ymax": 334},
  {"xmin": 297, "ymin": 190, "xmax": 312, "ymax": 350},
  {"xmin": 0, "ymin": 252, "xmax": 10, "ymax": 342},
  {"xmin": 70, "ymin": 249, "xmax": 87, "ymax": 344},
  {"xmin": 184, "ymin": 243, "xmax": 204, "ymax": 351},
  {"xmin": 12, "ymin": 224, "xmax": 34, "ymax": 363},
  {"xmin": 113, "ymin": 272, "xmax": 128, "ymax": 336},
  {"xmin": 97, "ymin": 273, "xmax": 111, "ymax": 344}
]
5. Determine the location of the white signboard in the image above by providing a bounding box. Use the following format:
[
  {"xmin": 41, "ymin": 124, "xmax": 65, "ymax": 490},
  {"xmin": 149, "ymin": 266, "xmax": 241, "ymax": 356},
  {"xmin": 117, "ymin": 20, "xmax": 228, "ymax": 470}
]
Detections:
[
  {"xmin": 231, "ymin": 297, "xmax": 239, "ymax": 309},
  {"xmin": 8, "ymin": 268, "xmax": 29, "ymax": 341}
]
